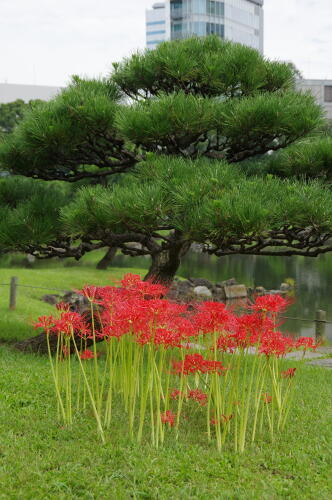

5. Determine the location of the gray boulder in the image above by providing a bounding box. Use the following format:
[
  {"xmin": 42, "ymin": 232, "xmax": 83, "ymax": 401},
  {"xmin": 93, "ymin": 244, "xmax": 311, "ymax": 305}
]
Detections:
[
  {"xmin": 193, "ymin": 286, "xmax": 213, "ymax": 298},
  {"xmin": 189, "ymin": 278, "xmax": 213, "ymax": 289},
  {"xmin": 224, "ymin": 284, "xmax": 247, "ymax": 299}
]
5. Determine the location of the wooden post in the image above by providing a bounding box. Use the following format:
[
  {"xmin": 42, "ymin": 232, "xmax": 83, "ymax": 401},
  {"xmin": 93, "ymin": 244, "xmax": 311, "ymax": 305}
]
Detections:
[
  {"xmin": 9, "ymin": 276, "xmax": 18, "ymax": 310},
  {"xmin": 315, "ymin": 309, "xmax": 326, "ymax": 340}
]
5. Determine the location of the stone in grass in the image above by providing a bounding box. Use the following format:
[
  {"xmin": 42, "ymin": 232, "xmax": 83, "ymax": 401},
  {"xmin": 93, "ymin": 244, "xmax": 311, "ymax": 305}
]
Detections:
[
  {"xmin": 280, "ymin": 282, "xmax": 292, "ymax": 292},
  {"xmin": 189, "ymin": 278, "xmax": 213, "ymax": 289},
  {"xmin": 41, "ymin": 294, "xmax": 61, "ymax": 305},
  {"xmin": 212, "ymin": 286, "xmax": 226, "ymax": 300},
  {"xmin": 193, "ymin": 286, "xmax": 213, "ymax": 298},
  {"xmin": 224, "ymin": 284, "xmax": 247, "ymax": 299},
  {"xmin": 254, "ymin": 286, "xmax": 266, "ymax": 295}
]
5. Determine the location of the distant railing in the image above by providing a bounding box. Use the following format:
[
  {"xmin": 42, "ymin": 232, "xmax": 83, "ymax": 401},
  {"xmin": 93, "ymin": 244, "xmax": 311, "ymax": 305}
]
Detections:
[{"xmin": 0, "ymin": 276, "xmax": 67, "ymax": 310}]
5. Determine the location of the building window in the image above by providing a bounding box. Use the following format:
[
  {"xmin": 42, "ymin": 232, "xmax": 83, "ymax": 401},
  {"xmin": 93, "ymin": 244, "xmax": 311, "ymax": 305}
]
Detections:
[
  {"xmin": 193, "ymin": 0, "xmax": 206, "ymax": 15},
  {"xmin": 147, "ymin": 21, "xmax": 166, "ymax": 26},
  {"xmin": 147, "ymin": 40, "xmax": 165, "ymax": 45},
  {"xmin": 147, "ymin": 30, "xmax": 166, "ymax": 36},
  {"xmin": 172, "ymin": 23, "xmax": 182, "ymax": 31},
  {"xmin": 206, "ymin": 1, "xmax": 224, "ymax": 17},
  {"xmin": 206, "ymin": 22, "xmax": 224, "ymax": 37},
  {"xmin": 324, "ymin": 86, "xmax": 332, "ymax": 103},
  {"xmin": 171, "ymin": 1, "xmax": 183, "ymax": 20}
]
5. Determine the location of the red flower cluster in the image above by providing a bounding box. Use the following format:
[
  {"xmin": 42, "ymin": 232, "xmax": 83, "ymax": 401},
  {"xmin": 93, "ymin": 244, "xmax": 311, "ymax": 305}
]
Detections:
[
  {"xmin": 170, "ymin": 389, "xmax": 182, "ymax": 400},
  {"xmin": 34, "ymin": 311, "xmax": 90, "ymax": 338},
  {"xmin": 173, "ymin": 354, "xmax": 225, "ymax": 376},
  {"xmin": 34, "ymin": 274, "xmax": 318, "ymax": 357},
  {"xmin": 251, "ymin": 294, "xmax": 291, "ymax": 314},
  {"xmin": 187, "ymin": 389, "xmax": 208, "ymax": 406},
  {"xmin": 295, "ymin": 337, "xmax": 318, "ymax": 351},
  {"xmin": 281, "ymin": 367, "xmax": 296, "ymax": 378},
  {"xmin": 160, "ymin": 410, "xmax": 176, "ymax": 427},
  {"xmin": 80, "ymin": 349, "xmax": 94, "ymax": 360}
]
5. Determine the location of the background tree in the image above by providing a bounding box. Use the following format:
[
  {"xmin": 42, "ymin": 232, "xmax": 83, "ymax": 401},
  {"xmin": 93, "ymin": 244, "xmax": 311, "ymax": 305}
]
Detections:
[
  {"xmin": 1, "ymin": 37, "xmax": 332, "ymax": 284},
  {"xmin": 0, "ymin": 99, "xmax": 43, "ymax": 135}
]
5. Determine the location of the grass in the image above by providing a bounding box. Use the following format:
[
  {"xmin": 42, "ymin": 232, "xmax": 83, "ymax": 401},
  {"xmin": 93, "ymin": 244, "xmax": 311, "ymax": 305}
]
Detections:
[
  {"xmin": 0, "ymin": 345, "xmax": 331, "ymax": 499},
  {"xmin": 0, "ymin": 265, "xmax": 144, "ymax": 342},
  {"xmin": 0, "ymin": 263, "xmax": 331, "ymax": 499}
]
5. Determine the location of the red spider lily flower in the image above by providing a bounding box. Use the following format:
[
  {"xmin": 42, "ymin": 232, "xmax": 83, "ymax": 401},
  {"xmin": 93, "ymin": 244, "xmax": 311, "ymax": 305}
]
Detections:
[
  {"xmin": 217, "ymin": 334, "xmax": 236, "ymax": 353},
  {"xmin": 262, "ymin": 393, "xmax": 272, "ymax": 404},
  {"xmin": 170, "ymin": 389, "xmax": 182, "ymax": 400},
  {"xmin": 173, "ymin": 353, "xmax": 226, "ymax": 376},
  {"xmin": 80, "ymin": 349, "xmax": 94, "ymax": 360},
  {"xmin": 295, "ymin": 337, "xmax": 319, "ymax": 351},
  {"xmin": 231, "ymin": 313, "xmax": 276, "ymax": 349},
  {"xmin": 52, "ymin": 311, "xmax": 90, "ymax": 337},
  {"xmin": 259, "ymin": 331, "xmax": 295, "ymax": 357},
  {"xmin": 34, "ymin": 315, "xmax": 55, "ymax": 333},
  {"xmin": 251, "ymin": 294, "xmax": 291, "ymax": 314},
  {"xmin": 80, "ymin": 285, "xmax": 98, "ymax": 302},
  {"xmin": 187, "ymin": 389, "xmax": 208, "ymax": 406},
  {"xmin": 281, "ymin": 367, "xmax": 296, "ymax": 378},
  {"xmin": 120, "ymin": 273, "xmax": 169, "ymax": 299},
  {"xmin": 193, "ymin": 302, "xmax": 234, "ymax": 335},
  {"xmin": 56, "ymin": 302, "xmax": 70, "ymax": 312},
  {"xmin": 160, "ymin": 410, "xmax": 176, "ymax": 427}
]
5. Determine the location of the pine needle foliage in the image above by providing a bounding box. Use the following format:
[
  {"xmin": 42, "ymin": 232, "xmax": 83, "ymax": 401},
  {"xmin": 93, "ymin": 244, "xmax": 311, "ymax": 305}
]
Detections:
[
  {"xmin": 113, "ymin": 36, "xmax": 295, "ymax": 98},
  {"xmin": 0, "ymin": 77, "xmax": 130, "ymax": 181},
  {"xmin": 62, "ymin": 156, "xmax": 332, "ymax": 257},
  {"xmin": 0, "ymin": 36, "xmax": 332, "ymax": 277},
  {"xmin": 265, "ymin": 137, "xmax": 332, "ymax": 180},
  {"xmin": 0, "ymin": 177, "xmax": 70, "ymax": 251}
]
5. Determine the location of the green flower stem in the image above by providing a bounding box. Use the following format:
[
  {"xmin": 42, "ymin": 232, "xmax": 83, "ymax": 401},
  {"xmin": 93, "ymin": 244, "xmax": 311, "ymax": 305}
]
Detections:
[
  {"xmin": 175, "ymin": 349, "xmax": 186, "ymax": 440},
  {"xmin": 239, "ymin": 351, "xmax": 258, "ymax": 453},
  {"xmin": 76, "ymin": 337, "xmax": 83, "ymax": 410},
  {"xmin": 251, "ymin": 356, "xmax": 267, "ymax": 443},
  {"xmin": 71, "ymin": 332, "xmax": 105, "ymax": 444},
  {"xmin": 90, "ymin": 302, "xmax": 100, "ymax": 413},
  {"xmin": 46, "ymin": 333, "xmax": 66, "ymax": 423},
  {"xmin": 66, "ymin": 336, "xmax": 72, "ymax": 425},
  {"xmin": 137, "ymin": 346, "xmax": 151, "ymax": 443}
]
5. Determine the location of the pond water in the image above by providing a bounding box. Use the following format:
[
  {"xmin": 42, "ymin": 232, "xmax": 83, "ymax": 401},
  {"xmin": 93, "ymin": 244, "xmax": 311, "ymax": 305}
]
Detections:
[{"xmin": 112, "ymin": 251, "xmax": 332, "ymax": 344}]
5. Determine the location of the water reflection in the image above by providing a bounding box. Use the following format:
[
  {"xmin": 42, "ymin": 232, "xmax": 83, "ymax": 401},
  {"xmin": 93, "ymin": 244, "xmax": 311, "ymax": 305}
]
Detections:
[{"xmin": 113, "ymin": 251, "xmax": 332, "ymax": 344}]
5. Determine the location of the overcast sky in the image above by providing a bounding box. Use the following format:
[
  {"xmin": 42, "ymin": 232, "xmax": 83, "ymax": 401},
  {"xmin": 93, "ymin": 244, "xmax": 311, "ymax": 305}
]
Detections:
[{"xmin": 1, "ymin": 0, "xmax": 332, "ymax": 87}]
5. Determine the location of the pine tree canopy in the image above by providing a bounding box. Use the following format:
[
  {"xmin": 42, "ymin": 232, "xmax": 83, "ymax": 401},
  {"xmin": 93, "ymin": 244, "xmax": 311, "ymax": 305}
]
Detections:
[
  {"xmin": 1, "ymin": 36, "xmax": 332, "ymax": 281},
  {"xmin": 60, "ymin": 157, "xmax": 332, "ymax": 258},
  {"xmin": 0, "ymin": 77, "xmax": 136, "ymax": 182}
]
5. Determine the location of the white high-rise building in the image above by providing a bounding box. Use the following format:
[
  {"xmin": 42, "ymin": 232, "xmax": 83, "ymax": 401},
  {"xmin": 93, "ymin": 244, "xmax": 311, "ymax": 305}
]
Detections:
[
  {"xmin": 296, "ymin": 79, "xmax": 332, "ymax": 120},
  {"xmin": 146, "ymin": 1, "xmax": 264, "ymax": 53}
]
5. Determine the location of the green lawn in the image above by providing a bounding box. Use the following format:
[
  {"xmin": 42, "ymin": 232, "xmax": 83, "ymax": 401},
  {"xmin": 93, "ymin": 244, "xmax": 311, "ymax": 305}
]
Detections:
[
  {"xmin": 0, "ymin": 265, "xmax": 144, "ymax": 342},
  {"xmin": 0, "ymin": 264, "xmax": 331, "ymax": 499}
]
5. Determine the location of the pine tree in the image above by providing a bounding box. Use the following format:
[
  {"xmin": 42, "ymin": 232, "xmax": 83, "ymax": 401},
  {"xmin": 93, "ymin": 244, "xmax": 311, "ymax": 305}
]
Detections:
[{"xmin": 1, "ymin": 37, "xmax": 332, "ymax": 283}]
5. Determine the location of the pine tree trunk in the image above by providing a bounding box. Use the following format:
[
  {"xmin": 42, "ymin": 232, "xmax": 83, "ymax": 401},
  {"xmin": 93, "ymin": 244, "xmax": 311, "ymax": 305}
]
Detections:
[
  {"xmin": 96, "ymin": 247, "xmax": 117, "ymax": 270},
  {"xmin": 144, "ymin": 240, "xmax": 191, "ymax": 285}
]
